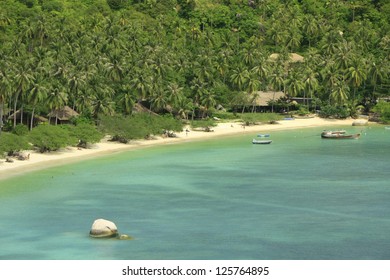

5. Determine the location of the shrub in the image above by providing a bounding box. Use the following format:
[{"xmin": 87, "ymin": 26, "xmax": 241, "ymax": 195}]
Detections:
[
  {"xmin": 318, "ymin": 105, "xmax": 349, "ymax": 119},
  {"xmin": 240, "ymin": 113, "xmax": 282, "ymax": 125},
  {"xmin": 12, "ymin": 124, "xmax": 29, "ymax": 136},
  {"xmin": 98, "ymin": 114, "xmax": 183, "ymax": 143},
  {"xmin": 65, "ymin": 123, "xmax": 103, "ymax": 148},
  {"xmin": 0, "ymin": 133, "xmax": 30, "ymax": 158},
  {"xmin": 190, "ymin": 119, "xmax": 216, "ymax": 130},
  {"xmin": 28, "ymin": 125, "xmax": 78, "ymax": 153},
  {"xmin": 372, "ymin": 101, "xmax": 390, "ymax": 123}
]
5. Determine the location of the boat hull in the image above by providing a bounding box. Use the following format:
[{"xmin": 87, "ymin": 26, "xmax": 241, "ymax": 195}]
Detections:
[
  {"xmin": 321, "ymin": 133, "xmax": 360, "ymax": 139},
  {"xmin": 252, "ymin": 139, "xmax": 272, "ymax": 144}
]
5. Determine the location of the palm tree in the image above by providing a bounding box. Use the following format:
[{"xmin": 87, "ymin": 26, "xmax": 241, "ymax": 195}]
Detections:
[
  {"xmin": 67, "ymin": 69, "xmax": 87, "ymax": 111},
  {"xmin": 0, "ymin": 67, "xmax": 12, "ymax": 134},
  {"xmin": 103, "ymin": 51, "xmax": 126, "ymax": 82},
  {"xmin": 286, "ymin": 29, "xmax": 302, "ymax": 52},
  {"xmin": 199, "ymin": 90, "xmax": 217, "ymax": 118},
  {"xmin": 302, "ymin": 14, "xmax": 320, "ymax": 48},
  {"xmin": 117, "ymin": 89, "xmax": 136, "ymax": 115},
  {"xmin": 330, "ymin": 81, "xmax": 349, "ymax": 105},
  {"xmin": 230, "ymin": 66, "xmax": 249, "ymax": 91},
  {"xmin": 268, "ymin": 65, "xmax": 285, "ymax": 112},
  {"xmin": 285, "ymin": 70, "xmax": 304, "ymax": 98},
  {"xmin": 150, "ymin": 85, "xmax": 168, "ymax": 112},
  {"xmin": 347, "ymin": 58, "xmax": 367, "ymax": 100},
  {"xmin": 367, "ymin": 59, "xmax": 386, "ymax": 100},
  {"xmin": 12, "ymin": 59, "xmax": 33, "ymax": 128},
  {"xmin": 28, "ymin": 74, "xmax": 48, "ymax": 130},
  {"xmin": 251, "ymin": 56, "xmax": 269, "ymax": 86},
  {"xmin": 87, "ymin": 77, "xmax": 115, "ymax": 119},
  {"xmin": 303, "ymin": 67, "xmax": 319, "ymax": 108},
  {"xmin": 130, "ymin": 70, "xmax": 153, "ymax": 101},
  {"xmin": 245, "ymin": 72, "xmax": 261, "ymax": 112},
  {"xmin": 166, "ymin": 82, "xmax": 184, "ymax": 115},
  {"xmin": 46, "ymin": 85, "xmax": 68, "ymax": 125}
]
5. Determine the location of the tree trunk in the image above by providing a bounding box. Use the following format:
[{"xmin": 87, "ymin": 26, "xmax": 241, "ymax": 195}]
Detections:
[
  {"xmin": 30, "ymin": 107, "xmax": 35, "ymax": 131},
  {"xmin": 13, "ymin": 93, "xmax": 19, "ymax": 128},
  {"xmin": 0, "ymin": 102, "xmax": 3, "ymax": 135},
  {"xmin": 20, "ymin": 105, "xmax": 24, "ymax": 125}
]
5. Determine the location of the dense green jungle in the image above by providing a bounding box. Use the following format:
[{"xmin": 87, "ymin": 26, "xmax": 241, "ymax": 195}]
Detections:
[{"xmin": 0, "ymin": 0, "xmax": 389, "ymax": 154}]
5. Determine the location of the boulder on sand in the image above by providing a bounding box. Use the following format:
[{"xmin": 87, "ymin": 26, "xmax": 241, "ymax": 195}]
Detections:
[
  {"xmin": 352, "ymin": 119, "xmax": 368, "ymax": 126},
  {"xmin": 89, "ymin": 218, "xmax": 118, "ymax": 238}
]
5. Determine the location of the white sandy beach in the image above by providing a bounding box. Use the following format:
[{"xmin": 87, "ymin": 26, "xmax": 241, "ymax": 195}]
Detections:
[{"xmin": 0, "ymin": 117, "xmax": 362, "ymax": 180}]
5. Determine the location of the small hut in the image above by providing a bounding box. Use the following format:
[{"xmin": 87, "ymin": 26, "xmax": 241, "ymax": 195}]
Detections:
[
  {"xmin": 8, "ymin": 110, "xmax": 48, "ymax": 128},
  {"xmin": 47, "ymin": 106, "xmax": 79, "ymax": 125},
  {"xmin": 237, "ymin": 91, "xmax": 286, "ymax": 113},
  {"xmin": 269, "ymin": 53, "xmax": 304, "ymax": 63}
]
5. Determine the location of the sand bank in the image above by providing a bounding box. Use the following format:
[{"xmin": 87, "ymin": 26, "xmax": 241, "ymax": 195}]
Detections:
[{"xmin": 0, "ymin": 117, "xmax": 360, "ymax": 180}]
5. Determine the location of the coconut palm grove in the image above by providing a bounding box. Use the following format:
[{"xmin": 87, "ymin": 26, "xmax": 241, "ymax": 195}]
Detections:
[{"xmin": 0, "ymin": 0, "xmax": 389, "ymax": 155}]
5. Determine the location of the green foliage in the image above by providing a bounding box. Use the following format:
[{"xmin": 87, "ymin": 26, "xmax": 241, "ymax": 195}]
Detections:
[
  {"xmin": 0, "ymin": 133, "xmax": 30, "ymax": 158},
  {"xmin": 177, "ymin": 0, "xmax": 196, "ymax": 18},
  {"xmin": 296, "ymin": 105, "xmax": 310, "ymax": 116},
  {"xmin": 240, "ymin": 113, "xmax": 283, "ymax": 125},
  {"xmin": 190, "ymin": 119, "xmax": 216, "ymax": 129},
  {"xmin": 12, "ymin": 124, "xmax": 29, "ymax": 136},
  {"xmin": 212, "ymin": 111, "xmax": 239, "ymax": 120},
  {"xmin": 0, "ymin": 0, "xmax": 389, "ymax": 130},
  {"xmin": 66, "ymin": 123, "xmax": 104, "ymax": 148},
  {"xmin": 41, "ymin": 0, "xmax": 63, "ymax": 13},
  {"xmin": 28, "ymin": 125, "xmax": 78, "ymax": 153},
  {"xmin": 98, "ymin": 114, "xmax": 183, "ymax": 143},
  {"xmin": 372, "ymin": 101, "xmax": 390, "ymax": 123},
  {"xmin": 106, "ymin": 0, "xmax": 128, "ymax": 10},
  {"xmin": 17, "ymin": 0, "xmax": 36, "ymax": 8},
  {"xmin": 318, "ymin": 105, "xmax": 350, "ymax": 119}
]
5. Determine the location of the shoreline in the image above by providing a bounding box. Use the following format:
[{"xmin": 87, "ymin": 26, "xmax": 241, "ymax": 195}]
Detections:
[{"xmin": 0, "ymin": 117, "xmax": 362, "ymax": 181}]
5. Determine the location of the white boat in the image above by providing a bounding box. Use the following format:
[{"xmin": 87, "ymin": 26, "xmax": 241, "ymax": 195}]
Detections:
[{"xmin": 252, "ymin": 139, "xmax": 272, "ymax": 144}]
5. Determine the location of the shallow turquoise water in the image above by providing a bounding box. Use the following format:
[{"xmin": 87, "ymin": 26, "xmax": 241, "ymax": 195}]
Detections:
[{"xmin": 0, "ymin": 126, "xmax": 389, "ymax": 260}]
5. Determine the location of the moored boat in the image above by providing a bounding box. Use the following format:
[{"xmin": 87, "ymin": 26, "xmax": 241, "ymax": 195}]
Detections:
[
  {"xmin": 252, "ymin": 139, "xmax": 272, "ymax": 144},
  {"xmin": 321, "ymin": 130, "xmax": 346, "ymax": 136},
  {"xmin": 257, "ymin": 134, "xmax": 270, "ymax": 137},
  {"xmin": 321, "ymin": 133, "xmax": 360, "ymax": 139}
]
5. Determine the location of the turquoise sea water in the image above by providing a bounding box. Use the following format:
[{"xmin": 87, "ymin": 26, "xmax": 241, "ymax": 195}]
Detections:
[{"xmin": 0, "ymin": 125, "xmax": 389, "ymax": 260}]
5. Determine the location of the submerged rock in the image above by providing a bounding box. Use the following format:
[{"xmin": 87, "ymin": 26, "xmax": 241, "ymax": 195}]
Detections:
[
  {"xmin": 119, "ymin": 234, "xmax": 133, "ymax": 240},
  {"xmin": 89, "ymin": 218, "xmax": 118, "ymax": 238}
]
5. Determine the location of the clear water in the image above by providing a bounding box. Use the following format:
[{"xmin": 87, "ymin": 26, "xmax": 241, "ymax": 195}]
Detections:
[{"xmin": 0, "ymin": 126, "xmax": 389, "ymax": 260}]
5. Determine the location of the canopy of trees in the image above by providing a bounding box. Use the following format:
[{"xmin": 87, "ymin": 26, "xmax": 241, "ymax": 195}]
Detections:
[{"xmin": 0, "ymin": 0, "xmax": 389, "ymax": 132}]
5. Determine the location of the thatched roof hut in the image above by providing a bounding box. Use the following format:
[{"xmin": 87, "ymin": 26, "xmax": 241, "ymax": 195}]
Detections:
[
  {"xmin": 8, "ymin": 110, "xmax": 48, "ymax": 127},
  {"xmin": 252, "ymin": 91, "xmax": 286, "ymax": 106},
  {"xmin": 269, "ymin": 53, "xmax": 304, "ymax": 63},
  {"xmin": 47, "ymin": 106, "xmax": 79, "ymax": 124}
]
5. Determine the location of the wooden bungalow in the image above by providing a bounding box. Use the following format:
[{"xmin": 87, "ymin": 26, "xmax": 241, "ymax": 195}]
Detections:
[{"xmin": 47, "ymin": 106, "xmax": 79, "ymax": 125}]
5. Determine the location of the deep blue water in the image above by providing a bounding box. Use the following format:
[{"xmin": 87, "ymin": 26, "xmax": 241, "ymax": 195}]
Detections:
[{"xmin": 0, "ymin": 125, "xmax": 389, "ymax": 260}]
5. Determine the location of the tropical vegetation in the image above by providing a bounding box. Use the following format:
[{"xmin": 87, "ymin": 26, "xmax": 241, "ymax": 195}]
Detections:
[{"xmin": 0, "ymin": 0, "xmax": 389, "ymax": 156}]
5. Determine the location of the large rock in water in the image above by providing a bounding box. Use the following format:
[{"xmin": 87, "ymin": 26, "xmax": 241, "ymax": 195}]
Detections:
[{"xmin": 89, "ymin": 219, "xmax": 118, "ymax": 238}]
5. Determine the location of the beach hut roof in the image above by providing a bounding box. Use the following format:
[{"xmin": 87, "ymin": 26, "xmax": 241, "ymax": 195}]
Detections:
[
  {"xmin": 133, "ymin": 103, "xmax": 159, "ymax": 116},
  {"xmin": 252, "ymin": 91, "xmax": 286, "ymax": 106},
  {"xmin": 47, "ymin": 106, "xmax": 79, "ymax": 120},
  {"xmin": 269, "ymin": 53, "xmax": 304, "ymax": 62},
  {"xmin": 8, "ymin": 110, "xmax": 48, "ymax": 122}
]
